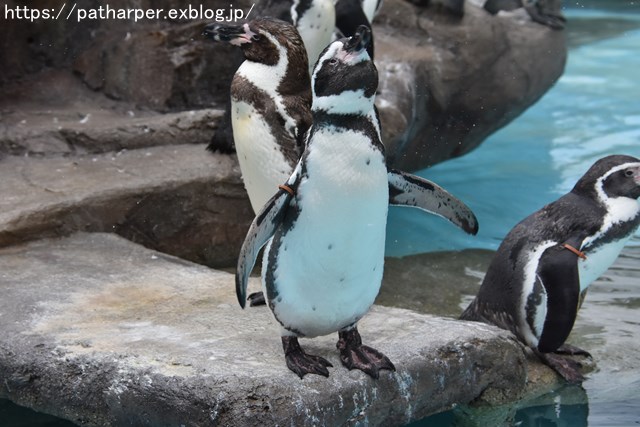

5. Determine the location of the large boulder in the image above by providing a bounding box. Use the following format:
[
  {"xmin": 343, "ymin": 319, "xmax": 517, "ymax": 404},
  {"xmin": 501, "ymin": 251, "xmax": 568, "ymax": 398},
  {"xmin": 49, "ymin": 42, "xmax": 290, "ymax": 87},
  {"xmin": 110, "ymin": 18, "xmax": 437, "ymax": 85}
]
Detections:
[
  {"xmin": 375, "ymin": 0, "xmax": 567, "ymax": 171},
  {"xmin": 1, "ymin": 0, "xmax": 566, "ymax": 170}
]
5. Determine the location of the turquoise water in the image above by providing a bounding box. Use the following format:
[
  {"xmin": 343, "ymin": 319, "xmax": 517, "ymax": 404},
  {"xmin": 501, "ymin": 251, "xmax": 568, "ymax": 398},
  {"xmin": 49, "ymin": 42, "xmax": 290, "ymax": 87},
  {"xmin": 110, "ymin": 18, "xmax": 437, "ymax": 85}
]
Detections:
[
  {"xmin": 406, "ymin": 3, "xmax": 640, "ymax": 427},
  {"xmin": 386, "ymin": 6, "xmax": 640, "ymax": 257},
  {"xmin": 3, "ymin": 3, "xmax": 640, "ymax": 427}
]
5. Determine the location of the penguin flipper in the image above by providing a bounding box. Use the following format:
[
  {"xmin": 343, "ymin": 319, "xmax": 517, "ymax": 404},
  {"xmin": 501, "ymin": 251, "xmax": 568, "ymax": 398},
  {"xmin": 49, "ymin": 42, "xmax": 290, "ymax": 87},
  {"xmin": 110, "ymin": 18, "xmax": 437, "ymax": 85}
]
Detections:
[
  {"xmin": 235, "ymin": 170, "xmax": 299, "ymax": 308},
  {"xmin": 387, "ymin": 169, "xmax": 479, "ymax": 235},
  {"xmin": 536, "ymin": 240, "xmax": 582, "ymax": 353}
]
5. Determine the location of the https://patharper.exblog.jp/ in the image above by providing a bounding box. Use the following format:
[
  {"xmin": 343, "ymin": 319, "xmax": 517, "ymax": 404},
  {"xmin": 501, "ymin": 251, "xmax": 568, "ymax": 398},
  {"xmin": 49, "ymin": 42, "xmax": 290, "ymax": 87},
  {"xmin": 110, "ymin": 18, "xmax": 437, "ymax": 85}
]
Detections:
[{"xmin": 3, "ymin": 3, "xmax": 255, "ymax": 23}]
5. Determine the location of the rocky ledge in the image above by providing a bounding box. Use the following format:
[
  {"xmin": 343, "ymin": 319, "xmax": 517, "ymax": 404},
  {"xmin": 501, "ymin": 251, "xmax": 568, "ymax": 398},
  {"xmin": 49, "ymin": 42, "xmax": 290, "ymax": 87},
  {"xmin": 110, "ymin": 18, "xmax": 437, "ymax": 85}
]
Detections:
[{"xmin": 0, "ymin": 233, "xmax": 578, "ymax": 426}]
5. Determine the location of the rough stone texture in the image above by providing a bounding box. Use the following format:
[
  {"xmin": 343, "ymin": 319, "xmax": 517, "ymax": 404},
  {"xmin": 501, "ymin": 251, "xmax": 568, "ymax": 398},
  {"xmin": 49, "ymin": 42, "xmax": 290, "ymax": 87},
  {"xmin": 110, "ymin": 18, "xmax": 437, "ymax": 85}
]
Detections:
[
  {"xmin": 0, "ymin": 145, "xmax": 253, "ymax": 268},
  {"xmin": 375, "ymin": 0, "xmax": 567, "ymax": 171},
  {"xmin": 0, "ymin": 233, "xmax": 532, "ymax": 426},
  {"xmin": 1, "ymin": 0, "xmax": 566, "ymax": 171},
  {"xmin": 0, "ymin": 71, "xmax": 223, "ymax": 158}
]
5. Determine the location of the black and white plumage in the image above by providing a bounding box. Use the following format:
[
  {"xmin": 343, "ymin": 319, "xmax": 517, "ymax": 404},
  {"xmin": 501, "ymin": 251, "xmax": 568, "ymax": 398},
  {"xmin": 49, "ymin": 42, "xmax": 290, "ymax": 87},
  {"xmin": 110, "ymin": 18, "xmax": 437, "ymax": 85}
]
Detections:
[
  {"xmin": 236, "ymin": 26, "xmax": 478, "ymax": 379},
  {"xmin": 203, "ymin": 18, "xmax": 312, "ymax": 213},
  {"xmin": 334, "ymin": 0, "xmax": 383, "ymax": 58},
  {"xmin": 255, "ymin": 0, "xmax": 337, "ymax": 72},
  {"xmin": 461, "ymin": 155, "xmax": 640, "ymax": 383}
]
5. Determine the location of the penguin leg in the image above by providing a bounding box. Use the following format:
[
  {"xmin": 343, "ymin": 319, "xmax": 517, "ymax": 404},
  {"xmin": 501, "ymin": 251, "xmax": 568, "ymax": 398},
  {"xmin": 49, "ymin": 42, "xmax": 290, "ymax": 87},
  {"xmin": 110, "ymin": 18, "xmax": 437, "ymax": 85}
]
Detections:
[
  {"xmin": 282, "ymin": 336, "xmax": 333, "ymax": 379},
  {"xmin": 336, "ymin": 326, "xmax": 396, "ymax": 379},
  {"xmin": 536, "ymin": 351, "xmax": 585, "ymax": 384},
  {"xmin": 554, "ymin": 343, "xmax": 593, "ymax": 358},
  {"xmin": 247, "ymin": 291, "xmax": 266, "ymax": 307}
]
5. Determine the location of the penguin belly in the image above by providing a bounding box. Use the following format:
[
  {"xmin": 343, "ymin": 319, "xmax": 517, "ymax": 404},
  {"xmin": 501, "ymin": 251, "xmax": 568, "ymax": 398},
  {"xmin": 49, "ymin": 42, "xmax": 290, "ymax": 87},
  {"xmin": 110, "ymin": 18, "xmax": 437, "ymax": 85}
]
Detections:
[
  {"xmin": 296, "ymin": 0, "xmax": 336, "ymax": 70},
  {"xmin": 579, "ymin": 236, "xmax": 632, "ymax": 291},
  {"xmin": 231, "ymin": 99, "xmax": 294, "ymax": 212},
  {"xmin": 265, "ymin": 130, "xmax": 388, "ymax": 338}
]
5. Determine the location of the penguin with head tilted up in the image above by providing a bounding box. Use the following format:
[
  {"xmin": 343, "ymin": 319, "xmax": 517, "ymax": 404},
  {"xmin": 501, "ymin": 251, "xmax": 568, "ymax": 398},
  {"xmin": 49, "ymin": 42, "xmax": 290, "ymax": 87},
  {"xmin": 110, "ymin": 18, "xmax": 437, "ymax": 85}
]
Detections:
[
  {"xmin": 461, "ymin": 155, "xmax": 640, "ymax": 383},
  {"xmin": 237, "ymin": 25, "xmax": 479, "ymax": 378},
  {"xmin": 203, "ymin": 18, "xmax": 312, "ymax": 213}
]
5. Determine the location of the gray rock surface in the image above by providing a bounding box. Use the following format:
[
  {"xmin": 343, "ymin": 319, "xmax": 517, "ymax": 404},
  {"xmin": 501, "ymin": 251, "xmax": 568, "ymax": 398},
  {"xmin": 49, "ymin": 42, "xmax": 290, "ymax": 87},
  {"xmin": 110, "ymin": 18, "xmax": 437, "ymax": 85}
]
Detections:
[
  {"xmin": 375, "ymin": 0, "xmax": 567, "ymax": 170},
  {"xmin": 1, "ymin": 0, "xmax": 566, "ymax": 172},
  {"xmin": 0, "ymin": 232, "xmax": 535, "ymax": 426},
  {"xmin": 0, "ymin": 145, "xmax": 253, "ymax": 267}
]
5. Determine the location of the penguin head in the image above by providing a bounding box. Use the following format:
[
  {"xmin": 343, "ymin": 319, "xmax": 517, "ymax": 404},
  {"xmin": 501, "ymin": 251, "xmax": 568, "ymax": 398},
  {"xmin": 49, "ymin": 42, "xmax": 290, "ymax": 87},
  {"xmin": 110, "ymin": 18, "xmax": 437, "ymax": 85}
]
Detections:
[
  {"xmin": 203, "ymin": 17, "xmax": 308, "ymax": 68},
  {"xmin": 573, "ymin": 155, "xmax": 640, "ymax": 202},
  {"xmin": 311, "ymin": 25, "xmax": 377, "ymax": 114}
]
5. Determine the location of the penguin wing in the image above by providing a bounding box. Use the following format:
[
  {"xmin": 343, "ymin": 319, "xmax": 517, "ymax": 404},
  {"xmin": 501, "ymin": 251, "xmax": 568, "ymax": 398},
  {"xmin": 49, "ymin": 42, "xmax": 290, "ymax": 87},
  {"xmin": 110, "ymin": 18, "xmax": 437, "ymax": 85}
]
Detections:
[
  {"xmin": 536, "ymin": 239, "xmax": 582, "ymax": 352},
  {"xmin": 387, "ymin": 169, "xmax": 479, "ymax": 235},
  {"xmin": 235, "ymin": 167, "xmax": 300, "ymax": 308}
]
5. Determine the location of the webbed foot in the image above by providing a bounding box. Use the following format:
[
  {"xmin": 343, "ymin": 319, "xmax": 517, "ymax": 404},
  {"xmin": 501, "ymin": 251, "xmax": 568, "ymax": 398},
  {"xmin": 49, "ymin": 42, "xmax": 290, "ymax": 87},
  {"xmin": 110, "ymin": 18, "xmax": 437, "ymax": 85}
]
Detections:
[
  {"xmin": 282, "ymin": 336, "xmax": 333, "ymax": 379},
  {"xmin": 555, "ymin": 343, "xmax": 592, "ymax": 358},
  {"xmin": 337, "ymin": 327, "xmax": 395, "ymax": 379},
  {"xmin": 538, "ymin": 351, "xmax": 586, "ymax": 384},
  {"xmin": 247, "ymin": 291, "xmax": 266, "ymax": 307}
]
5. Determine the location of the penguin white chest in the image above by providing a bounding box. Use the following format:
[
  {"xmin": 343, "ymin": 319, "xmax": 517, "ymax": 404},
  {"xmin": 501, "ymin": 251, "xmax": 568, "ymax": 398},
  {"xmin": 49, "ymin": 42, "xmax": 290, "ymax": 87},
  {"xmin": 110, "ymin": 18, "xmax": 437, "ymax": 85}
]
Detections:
[
  {"xmin": 579, "ymin": 197, "xmax": 640, "ymax": 290},
  {"xmin": 231, "ymin": 100, "xmax": 293, "ymax": 212},
  {"xmin": 295, "ymin": 0, "xmax": 336, "ymax": 70},
  {"xmin": 578, "ymin": 236, "xmax": 631, "ymax": 291},
  {"xmin": 265, "ymin": 129, "xmax": 389, "ymax": 338}
]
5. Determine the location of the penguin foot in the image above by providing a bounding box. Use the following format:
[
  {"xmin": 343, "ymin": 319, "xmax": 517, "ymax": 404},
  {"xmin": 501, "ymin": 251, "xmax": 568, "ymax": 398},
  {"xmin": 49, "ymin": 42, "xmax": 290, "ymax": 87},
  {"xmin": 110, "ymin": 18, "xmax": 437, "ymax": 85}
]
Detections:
[
  {"xmin": 538, "ymin": 352, "xmax": 586, "ymax": 384},
  {"xmin": 247, "ymin": 291, "xmax": 266, "ymax": 307},
  {"xmin": 554, "ymin": 343, "xmax": 592, "ymax": 358},
  {"xmin": 282, "ymin": 336, "xmax": 333, "ymax": 379},
  {"xmin": 337, "ymin": 327, "xmax": 396, "ymax": 379}
]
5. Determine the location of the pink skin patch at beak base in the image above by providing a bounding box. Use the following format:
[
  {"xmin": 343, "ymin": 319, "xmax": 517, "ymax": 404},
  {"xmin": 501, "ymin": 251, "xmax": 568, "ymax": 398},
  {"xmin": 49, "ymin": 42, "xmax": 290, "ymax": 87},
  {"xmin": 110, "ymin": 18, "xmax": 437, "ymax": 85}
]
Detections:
[
  {"xmin": 336, "ymin": 46, "xmax": 369, "ymax": 64},
  {"xmin": 229, "ymin": 23, "xmax": 256, "ymax": 46}
]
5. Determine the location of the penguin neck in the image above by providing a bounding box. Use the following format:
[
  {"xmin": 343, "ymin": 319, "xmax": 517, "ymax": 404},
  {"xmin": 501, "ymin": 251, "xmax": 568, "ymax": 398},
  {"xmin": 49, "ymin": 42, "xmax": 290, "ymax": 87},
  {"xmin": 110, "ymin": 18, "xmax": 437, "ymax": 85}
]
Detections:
[{"xmin": 312, "ymin": 90, "xmax": 374, "ymax": 116}]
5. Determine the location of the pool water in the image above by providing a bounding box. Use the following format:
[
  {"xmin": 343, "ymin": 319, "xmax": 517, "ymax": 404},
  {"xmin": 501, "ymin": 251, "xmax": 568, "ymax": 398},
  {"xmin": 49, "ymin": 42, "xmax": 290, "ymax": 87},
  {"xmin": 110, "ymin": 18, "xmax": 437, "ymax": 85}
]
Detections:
[
  {"xmin": 2, "ymin": 2, "xmax": 640, "ymax": 426},
  {"xmin": 400, "ymin": 2, "xmax": 640, "ymax": 426},
  {"xmin": 386, "ymin": 4, "xmax": 640, "ymax": 257}
]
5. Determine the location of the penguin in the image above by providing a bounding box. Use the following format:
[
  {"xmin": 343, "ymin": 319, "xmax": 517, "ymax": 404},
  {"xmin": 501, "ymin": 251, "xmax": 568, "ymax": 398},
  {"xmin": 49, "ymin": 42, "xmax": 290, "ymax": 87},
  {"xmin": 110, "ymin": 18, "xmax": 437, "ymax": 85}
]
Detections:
[
  {"xmin": 461, "ymin": 155, "xmax": 640, "ymax": 383},
  {"xmin": 253, "ymin": 0, "xmax": 337, "ymax": 72},
  {"xmin": 236, "ymin": 26, "xmax": 479, "ymax": 378},
  {"xmin": 334, "ymin": 0, "xmax": 383, "ymax": 58},
  {"xmin": 203, "ymin": 18, "xmax": 313, "ymax": 213},
  {"xmin": 481, "ymin": 0, "xmax": 565, "ymax": 29},
  {"xmin": 206, "ymin": 1, "xmax": 334, "ymax": 154}
]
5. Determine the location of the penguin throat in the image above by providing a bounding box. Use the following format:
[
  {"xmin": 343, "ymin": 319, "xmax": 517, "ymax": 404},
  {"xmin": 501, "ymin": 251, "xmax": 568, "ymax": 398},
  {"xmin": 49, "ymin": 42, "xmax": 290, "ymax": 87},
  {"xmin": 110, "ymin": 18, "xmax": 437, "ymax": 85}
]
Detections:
[{"xmin": 312, "ymin": 89, "xmax": 373, "ymax": 116}]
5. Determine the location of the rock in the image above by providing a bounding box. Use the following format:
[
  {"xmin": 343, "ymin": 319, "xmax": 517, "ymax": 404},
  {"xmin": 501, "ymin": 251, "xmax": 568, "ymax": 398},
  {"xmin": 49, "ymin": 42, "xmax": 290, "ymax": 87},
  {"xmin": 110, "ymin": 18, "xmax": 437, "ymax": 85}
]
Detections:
[
  {"xmin": 0, "ymin": 233, "xmax": 536, "ymax": 426},
  {"xmin": 0, "ymin": 145, "xmax": 252, "ymax": 268},
  {"xmin": 374, "ymin": 0, "xmax": 567, "ymax": 171},
  {"xmin": 2, "ymin": 0, "xmax": 566, "ymax": 171}
]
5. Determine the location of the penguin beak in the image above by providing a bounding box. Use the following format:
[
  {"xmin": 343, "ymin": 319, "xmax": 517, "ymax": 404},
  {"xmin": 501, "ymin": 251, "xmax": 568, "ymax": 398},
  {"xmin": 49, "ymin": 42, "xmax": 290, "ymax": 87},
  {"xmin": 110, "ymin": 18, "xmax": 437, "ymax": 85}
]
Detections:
[
  {"xmin": 202, "ymin": 22, "xmax": 256, "ymax": 46},
  {"xmin": 343, "ymin": 25, "xmax": 371, "ymax": 55}
]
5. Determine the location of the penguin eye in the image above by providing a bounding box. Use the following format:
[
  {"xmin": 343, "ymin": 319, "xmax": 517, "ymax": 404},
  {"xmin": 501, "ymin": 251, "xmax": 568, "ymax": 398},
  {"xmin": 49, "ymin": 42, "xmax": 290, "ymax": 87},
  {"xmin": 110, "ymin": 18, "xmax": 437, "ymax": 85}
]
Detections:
[
  {"xmin": 625, "ymin": 170, "xmax": 634, "ymax": 177},
  {"xmin": 251, "ymin": 34, "xmax": 262, "ymax": 42},
  {"xmin": 328, "ymin": 58, "xmax": 338, "ymax": 65}
]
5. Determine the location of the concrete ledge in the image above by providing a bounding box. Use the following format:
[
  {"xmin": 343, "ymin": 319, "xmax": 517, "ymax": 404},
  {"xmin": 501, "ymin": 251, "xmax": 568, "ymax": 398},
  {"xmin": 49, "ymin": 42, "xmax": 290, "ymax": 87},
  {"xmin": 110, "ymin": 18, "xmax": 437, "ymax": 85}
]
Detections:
[
  {"xmin": 0, "ymin": 233, "xmax": 531, "ymax": 426},
  {"xmin": 0, "ymin": 145, "xmax": 253, "ymax": 267}
]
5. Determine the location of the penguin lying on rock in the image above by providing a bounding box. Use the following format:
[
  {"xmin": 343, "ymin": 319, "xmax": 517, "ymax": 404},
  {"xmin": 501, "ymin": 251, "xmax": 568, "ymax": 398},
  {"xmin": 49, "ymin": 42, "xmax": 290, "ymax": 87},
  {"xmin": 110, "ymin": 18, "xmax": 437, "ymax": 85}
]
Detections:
[
  {"xmin": 203, "ymin": 18, "xmax": 313, "ymax": 213},
  {"xmin": 461, "ymin": 155, "xmax": 640, "ymax": 383},
  {"xmin": 236, "ymin": 26, "xmax": 479, "ymax": 379}
]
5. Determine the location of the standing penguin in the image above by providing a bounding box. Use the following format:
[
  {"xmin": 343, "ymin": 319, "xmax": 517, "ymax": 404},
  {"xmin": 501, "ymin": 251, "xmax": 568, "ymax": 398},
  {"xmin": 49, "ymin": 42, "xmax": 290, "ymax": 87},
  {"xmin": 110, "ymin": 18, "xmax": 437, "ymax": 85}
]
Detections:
[
  {"xmin": 203, "ymin": 18, "xmax": 312, "ymax": 213},
  {"xmin": 461, "ymin": 155, "xmax": 640, "ymax": 383},
  {"xmin": 237, "ymin": 26, "xmax": 479, "ymax": 378},
  {"xmin": 334, "ymin": 0, "xmax": 383, "ymax": 58},
  {"xmin": 207, "ymin": 2, "xmax": 335, "ymax": 154},
  {"xmin": 254, "ymin": 0, "xmax": 337, "ymax": 71}
]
